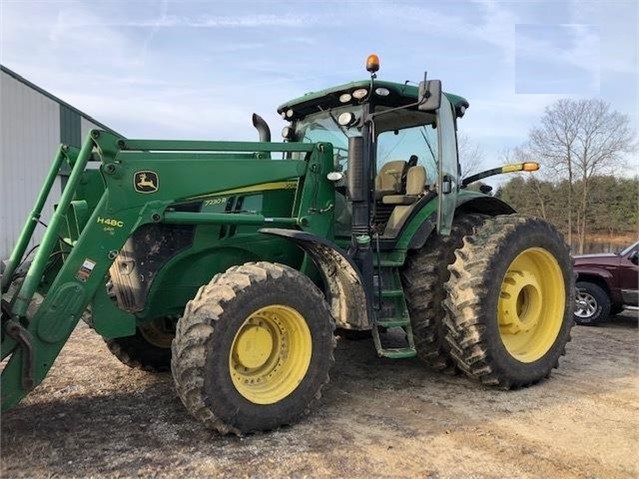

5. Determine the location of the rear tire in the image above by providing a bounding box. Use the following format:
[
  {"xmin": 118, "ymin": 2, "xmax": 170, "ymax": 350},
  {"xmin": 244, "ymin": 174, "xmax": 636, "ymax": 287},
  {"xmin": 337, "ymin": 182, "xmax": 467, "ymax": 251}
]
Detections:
[
  {"xmin": 574, "ymin": 282, "xmax": 610, "ymax": 325},
  {"xmin": 171, "ymin": 262, "xmax": 336, "ymax": 435},
  {"xmin": 401, "ymin": 213, "xmax": 487, "ymax": 373},
  {"xmin": 104, "ymin": 318, "xmax": 174, "ymax": 372},
  {"xmin": 443, "ymin": 214, "xmax": 574, "ymax": 389}
]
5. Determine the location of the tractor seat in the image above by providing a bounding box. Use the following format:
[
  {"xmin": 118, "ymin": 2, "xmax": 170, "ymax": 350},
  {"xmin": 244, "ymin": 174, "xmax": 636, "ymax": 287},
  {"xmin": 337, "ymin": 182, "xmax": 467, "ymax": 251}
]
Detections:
[
  {"xmin": 375, "ymin": 160, "xmax": 407, "ymax": 200},
  {"xmin": 381, "ymin": 166, "xmax": 427, "ymax": 205}
]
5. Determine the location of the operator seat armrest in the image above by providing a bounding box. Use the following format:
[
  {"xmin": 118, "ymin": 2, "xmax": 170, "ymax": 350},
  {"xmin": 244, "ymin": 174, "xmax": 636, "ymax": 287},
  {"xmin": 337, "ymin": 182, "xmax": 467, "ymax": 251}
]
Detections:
[{"xmin": 382, "ymin": 195, "xmax": 419, "ymax": 205}]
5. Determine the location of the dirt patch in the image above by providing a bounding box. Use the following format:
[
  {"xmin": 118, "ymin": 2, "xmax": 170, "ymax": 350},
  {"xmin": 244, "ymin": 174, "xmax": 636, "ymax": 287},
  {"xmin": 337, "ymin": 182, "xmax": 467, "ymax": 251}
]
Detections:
[{"xmin": 1, "ymin": 313, "xmax": 637, "ymax": 479}]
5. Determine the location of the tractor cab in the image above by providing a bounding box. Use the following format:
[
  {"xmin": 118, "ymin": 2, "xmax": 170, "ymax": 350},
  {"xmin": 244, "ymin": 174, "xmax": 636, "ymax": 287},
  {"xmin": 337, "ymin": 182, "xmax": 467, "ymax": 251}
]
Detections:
[{"xmin": 277, "ymin": 56, "xmax": 470, "ymax": 240}]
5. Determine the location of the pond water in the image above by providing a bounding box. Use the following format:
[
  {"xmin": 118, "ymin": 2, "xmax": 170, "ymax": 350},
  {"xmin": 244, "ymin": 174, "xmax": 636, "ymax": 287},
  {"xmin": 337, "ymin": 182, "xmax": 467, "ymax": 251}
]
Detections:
[{"xmin": 571, "ymin": 239, "xmax": 637, "ymax": 255}]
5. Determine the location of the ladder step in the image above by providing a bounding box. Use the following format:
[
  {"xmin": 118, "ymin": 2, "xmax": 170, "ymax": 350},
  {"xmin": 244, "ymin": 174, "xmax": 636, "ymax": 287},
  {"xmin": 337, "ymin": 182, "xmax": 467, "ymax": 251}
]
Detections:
[
  {"xmin": 377, "ymin": 318, "xmax": 410, "ymax": 328},
  {"xmin": 376, "ymin": 260, "xmax": 404, "ymax": 267},
  {"xmin": 380, "ymin": 289, "xmax": 403, "ymax": 298},
  {"xmin": 378, "ymin": 347, "xmax": 417, "ymax": 359}
]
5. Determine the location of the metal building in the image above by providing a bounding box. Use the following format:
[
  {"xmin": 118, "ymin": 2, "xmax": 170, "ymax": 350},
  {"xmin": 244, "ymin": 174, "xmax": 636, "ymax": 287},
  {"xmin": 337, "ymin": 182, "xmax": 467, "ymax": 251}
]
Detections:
[{"xmin": 0, "ymin": 65, "xmax": 119, "ymax": 260}]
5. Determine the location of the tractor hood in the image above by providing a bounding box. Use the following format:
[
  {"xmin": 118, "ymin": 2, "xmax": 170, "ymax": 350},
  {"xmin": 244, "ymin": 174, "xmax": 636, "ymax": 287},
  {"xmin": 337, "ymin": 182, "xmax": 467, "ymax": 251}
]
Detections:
[{"xmin": 573, "ymin": 253, "xmax": 619, "ymax": 268}]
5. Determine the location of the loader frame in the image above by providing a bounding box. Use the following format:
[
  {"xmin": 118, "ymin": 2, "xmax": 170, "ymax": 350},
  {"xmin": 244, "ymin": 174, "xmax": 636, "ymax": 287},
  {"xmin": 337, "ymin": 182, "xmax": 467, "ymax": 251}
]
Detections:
[{"xmin": 1, "ymin": 131, "xmax": 343, "ymax": 409}]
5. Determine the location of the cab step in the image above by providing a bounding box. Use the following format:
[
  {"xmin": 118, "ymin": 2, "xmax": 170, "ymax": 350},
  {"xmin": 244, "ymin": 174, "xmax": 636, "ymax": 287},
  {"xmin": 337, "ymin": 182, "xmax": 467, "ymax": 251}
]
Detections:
[
  {"xmin": 378, "ymin": 347, "xmax": 417, "ymax": 359},
  {"xmin": 371, "ymin": 265, "xmax": 416, "ymax": 359},
  {"xmin": 377, "ymin": 317, "xmax": 410, "ymax": 328},
  {"xmin": 380, "ymin": 289, "xmax": 403, "ymax": 298}
]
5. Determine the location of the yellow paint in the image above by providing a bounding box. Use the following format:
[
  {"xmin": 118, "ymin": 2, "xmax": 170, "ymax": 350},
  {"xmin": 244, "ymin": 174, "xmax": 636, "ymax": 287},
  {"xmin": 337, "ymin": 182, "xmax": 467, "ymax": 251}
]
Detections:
[
  {"xmin": 498, "ymin": 247, "xmax": 565, "ymax": 362},
  {"xmin": 501, "ymin": 164, "xmax": 523, "ymax": 173},
  {"xmin": 229, "ymin": 304, "xmax": 312, "ymax": 405},
  {"xmin": 96, "ymin": 217, "xmax": 124, "ymax": 228},
  {"xmin": 188, "ymin": 180, "xmax": 298, "ymax": 201},
  {"xmin": 501, "ymin": 162, "xmax": 540, "ymax": 174}
]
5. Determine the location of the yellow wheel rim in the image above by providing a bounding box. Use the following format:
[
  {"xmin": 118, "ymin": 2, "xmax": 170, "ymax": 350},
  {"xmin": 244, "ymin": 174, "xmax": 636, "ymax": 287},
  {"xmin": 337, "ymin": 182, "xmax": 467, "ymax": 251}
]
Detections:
[
  {"xmin": 498, "ymin": 247, "xmax": 565, "ymax": 363},
  {"xmin": 229, "ymin": 305, "xmax": 312, "ymax": 405}
]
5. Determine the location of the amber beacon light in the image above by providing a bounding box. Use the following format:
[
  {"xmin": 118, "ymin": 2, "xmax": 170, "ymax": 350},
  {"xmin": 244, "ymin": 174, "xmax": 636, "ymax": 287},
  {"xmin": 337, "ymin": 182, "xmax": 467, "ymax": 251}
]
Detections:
[{"xmin": 366, "ymin": 54, "xmax": 380, "ymax": 73}]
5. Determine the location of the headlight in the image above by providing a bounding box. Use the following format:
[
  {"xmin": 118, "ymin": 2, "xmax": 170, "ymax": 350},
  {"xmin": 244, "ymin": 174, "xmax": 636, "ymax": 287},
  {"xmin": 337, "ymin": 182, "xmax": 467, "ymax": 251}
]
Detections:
[
  {"xmin": 375, "ymin": 87, "xmax": 390, "ymax": 97},
  {"xmin": 286, "ymin": 109, "xmax": 294, "ymax": 119},
  {"xmin": 352, "ymin": 88, "xmax": 368, "ymax": 99},
  {"xmin": 281, "ymin": 126, "xmax": 294, "ymax": 139},
  {"xmin": 338, "ymin": 112, "xmax": 357, "ymax": 127},
  {"xmin": 339, "ymin": 93, "xmax": 352, "ymax": 103}
]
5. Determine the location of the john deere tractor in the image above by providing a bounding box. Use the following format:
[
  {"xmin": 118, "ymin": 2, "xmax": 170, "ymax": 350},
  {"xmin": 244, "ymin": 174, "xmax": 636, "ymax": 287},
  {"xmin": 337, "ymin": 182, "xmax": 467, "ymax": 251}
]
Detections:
[{"xmin": 1, "ymin": 56, "xmax": 574, "ymax": 434}]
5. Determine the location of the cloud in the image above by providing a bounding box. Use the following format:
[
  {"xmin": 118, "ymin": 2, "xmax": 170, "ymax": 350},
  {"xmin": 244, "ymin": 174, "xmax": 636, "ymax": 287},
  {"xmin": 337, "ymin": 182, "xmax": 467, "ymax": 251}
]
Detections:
[
  {"xmin": 57, "ymin": 13, "xmax": 321, "ymax": 29},
  {"xmin": 140, "ymin": 0, "xmax": 168, "ymax": 63},
  {"xmin": 0, "ymin": 0, "xmax": 635, "ymax": 168}
]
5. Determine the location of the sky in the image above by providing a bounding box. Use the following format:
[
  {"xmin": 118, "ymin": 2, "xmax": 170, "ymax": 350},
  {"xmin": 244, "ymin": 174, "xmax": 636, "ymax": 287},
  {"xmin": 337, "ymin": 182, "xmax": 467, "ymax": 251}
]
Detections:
[{"xmin": 0, "ymin": 0, "xmax": 637, "ymax": 175}]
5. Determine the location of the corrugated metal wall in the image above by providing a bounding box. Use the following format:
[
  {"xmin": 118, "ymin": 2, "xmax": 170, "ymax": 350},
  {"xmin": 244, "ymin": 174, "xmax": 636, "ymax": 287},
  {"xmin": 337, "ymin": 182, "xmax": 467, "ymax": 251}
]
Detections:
[
  {"xmin": 80, "ymin": 116, "xmax": 97, "ymax": 142},
  {"xmin": 0, "ymin": 69, "xmax": 106, "ymax": 259},
  {"xmin": 1, "ymin": 72, "xmax": 60, "ymax": 259}
]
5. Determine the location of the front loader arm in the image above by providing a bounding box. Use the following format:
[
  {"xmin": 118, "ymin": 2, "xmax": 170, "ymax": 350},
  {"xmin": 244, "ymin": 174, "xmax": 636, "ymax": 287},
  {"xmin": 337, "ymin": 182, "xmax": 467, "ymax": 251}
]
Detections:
[
  {"xmin": 1, "ymin": 130, "xmax": 333, "ymax": 411},
  {"xmin": 1, "ymin": 196, "xmax": 142, "ymax": 410}
]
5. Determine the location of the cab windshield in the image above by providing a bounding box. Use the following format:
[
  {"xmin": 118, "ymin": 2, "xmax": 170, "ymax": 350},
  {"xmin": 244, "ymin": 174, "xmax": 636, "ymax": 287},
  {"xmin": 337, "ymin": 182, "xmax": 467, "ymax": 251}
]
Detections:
[
  {"xmin": 295, "ymin": 106, "xmax": 362, "ymax": 167},
  {"xmin": 295, "ymin": 105, "xmax": 438, "ymax": 179}
]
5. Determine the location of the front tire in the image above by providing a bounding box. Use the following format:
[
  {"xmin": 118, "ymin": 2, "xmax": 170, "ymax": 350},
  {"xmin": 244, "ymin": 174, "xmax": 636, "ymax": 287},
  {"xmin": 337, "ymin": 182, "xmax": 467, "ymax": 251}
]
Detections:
[
  {"xmin": 443, "ymin": 215, "xmax": 574, "ymax": 389},
  {"xmin": 171, "ymin": 262, "xmax": 336, "ymax": 435},
  {"xmin": 574, "ymin": 282, "xmax": 610, "ymax": 325}
]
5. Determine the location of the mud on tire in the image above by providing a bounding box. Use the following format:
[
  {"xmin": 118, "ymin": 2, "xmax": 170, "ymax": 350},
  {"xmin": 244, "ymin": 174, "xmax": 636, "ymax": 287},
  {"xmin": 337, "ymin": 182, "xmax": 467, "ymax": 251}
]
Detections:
[
  {"xmin": 443, "ymin": 214, "xmax": 574, "ymax": 389},
  {"xmin": 401, "ymin": 213, "xmax": 488, "ymax": 373},
  {"xmin": 171, "ymin": 262, "xmax": 336, "ymax": 435}
]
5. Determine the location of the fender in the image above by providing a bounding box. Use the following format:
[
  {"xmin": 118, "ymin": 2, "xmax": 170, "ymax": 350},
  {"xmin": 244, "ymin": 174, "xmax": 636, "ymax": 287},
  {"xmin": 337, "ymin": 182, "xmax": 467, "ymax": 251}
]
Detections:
[
  {"xmin": 399, "ymin": 192, "xmax": 515, "ymax": 251},
  {"xmin": 575, "ymin": 266, "xmax": 614, "ymax": 284},
  {"xmin": 575, "ymin": 268, "xmax": 623, "ymax": 307},
  {"xmin": 455, "ymin": 192, "xmax": 516, "ymax": 216},
  {"xmin": 259, "ymin": 228, "xmax": 371, "ymax": 330}
]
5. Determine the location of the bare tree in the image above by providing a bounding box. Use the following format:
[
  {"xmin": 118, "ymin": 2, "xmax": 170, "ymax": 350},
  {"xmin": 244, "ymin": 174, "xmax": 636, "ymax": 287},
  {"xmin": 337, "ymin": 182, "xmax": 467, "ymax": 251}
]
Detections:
[
  {"xmin": 457, "ymin": 133, "xmax": 486, "ymax": 180},
  {"xmin": 528, "ymin": 99, "xmax": 635, "ymax": 253}
]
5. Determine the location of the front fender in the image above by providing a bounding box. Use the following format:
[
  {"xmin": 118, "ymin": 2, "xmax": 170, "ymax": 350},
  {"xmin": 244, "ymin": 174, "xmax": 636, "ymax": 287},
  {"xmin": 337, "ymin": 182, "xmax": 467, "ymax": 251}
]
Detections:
[{"xmin": 259, "ymin": 228, "xmax": 371, "ymax": 330}]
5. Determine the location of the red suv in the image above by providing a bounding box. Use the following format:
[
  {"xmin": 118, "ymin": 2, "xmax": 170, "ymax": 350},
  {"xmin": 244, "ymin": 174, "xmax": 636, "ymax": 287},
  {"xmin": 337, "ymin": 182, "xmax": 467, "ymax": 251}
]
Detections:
[{"xmin": 574, "ymin": 241, "xmax": 639, "ymax": 325}]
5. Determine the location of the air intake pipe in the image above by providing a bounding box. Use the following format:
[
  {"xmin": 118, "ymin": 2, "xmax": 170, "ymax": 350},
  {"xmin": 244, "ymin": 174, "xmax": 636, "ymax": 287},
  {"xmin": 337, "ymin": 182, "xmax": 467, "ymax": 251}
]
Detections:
[{"xmin": 252, "ymin": 113, "xmax": 271, "ymax": 142}]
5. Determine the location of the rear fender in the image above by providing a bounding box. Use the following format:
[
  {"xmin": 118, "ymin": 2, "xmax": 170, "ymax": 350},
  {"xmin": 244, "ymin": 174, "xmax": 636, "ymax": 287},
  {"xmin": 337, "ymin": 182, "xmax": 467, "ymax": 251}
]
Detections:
[
  {"xmin": 259, "ymin": 228, "xmax": 371, "ymax": 330},
  {"xmin": 401, "ymin": 193, "xmax": 515, "ymax": 251}
]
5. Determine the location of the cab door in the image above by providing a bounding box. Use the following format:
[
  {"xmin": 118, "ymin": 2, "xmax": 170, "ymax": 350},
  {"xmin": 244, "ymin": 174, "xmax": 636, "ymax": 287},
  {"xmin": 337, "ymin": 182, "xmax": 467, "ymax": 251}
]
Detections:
[
  {"xmin": 619, "ymin": 243, "xmax": 639, "ymax": 306},
  {"xmin": 436, "ymin": 95, "xmax": 459, "ymax": 235}
]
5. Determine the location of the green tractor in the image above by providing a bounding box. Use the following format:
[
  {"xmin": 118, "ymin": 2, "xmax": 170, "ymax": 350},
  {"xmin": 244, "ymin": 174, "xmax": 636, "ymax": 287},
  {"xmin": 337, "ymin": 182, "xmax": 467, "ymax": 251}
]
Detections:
[{"xmin": 1, "ymin": 56, "xmax": 574, "ymax": 434}]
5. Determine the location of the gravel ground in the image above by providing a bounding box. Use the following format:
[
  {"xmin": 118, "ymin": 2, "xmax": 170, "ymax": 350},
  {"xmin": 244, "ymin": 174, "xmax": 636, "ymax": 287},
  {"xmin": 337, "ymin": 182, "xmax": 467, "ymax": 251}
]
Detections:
[{"xmin": 1, "ymin": 312, "xmax": 637, "ymax": 479}]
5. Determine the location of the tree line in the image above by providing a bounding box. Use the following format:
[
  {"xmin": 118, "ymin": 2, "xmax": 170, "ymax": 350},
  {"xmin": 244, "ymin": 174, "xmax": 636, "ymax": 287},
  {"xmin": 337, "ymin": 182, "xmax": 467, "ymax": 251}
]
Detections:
[
  {"xmin": 495, "ymin": 175, "xmax": 638, "ymax": 250},
  {"xmin": 460, "ymin": 98, "xmax": 637, "ymax": 254}
]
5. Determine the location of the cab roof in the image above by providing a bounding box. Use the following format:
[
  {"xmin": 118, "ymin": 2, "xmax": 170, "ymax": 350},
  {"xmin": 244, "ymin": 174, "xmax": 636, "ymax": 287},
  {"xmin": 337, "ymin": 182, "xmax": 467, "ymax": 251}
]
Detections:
[{"xmin": 277, "ymin": 80, "xmax": 469, "ymax": 119}]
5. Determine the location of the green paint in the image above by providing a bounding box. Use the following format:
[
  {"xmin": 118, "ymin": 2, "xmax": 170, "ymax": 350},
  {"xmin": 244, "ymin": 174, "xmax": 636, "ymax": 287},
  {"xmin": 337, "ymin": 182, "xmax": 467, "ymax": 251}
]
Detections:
[{"xmin": 1, "ymin": 71, "xmax": 507, "ymax": 413}]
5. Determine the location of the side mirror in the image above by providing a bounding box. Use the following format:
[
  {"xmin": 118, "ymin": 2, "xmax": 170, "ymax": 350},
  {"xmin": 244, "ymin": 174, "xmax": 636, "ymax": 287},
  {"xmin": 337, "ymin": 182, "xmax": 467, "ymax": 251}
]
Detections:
[
  {"xmin": 418, "ymin": 79, "xmax": 442, "ymax": 111},
  {"xmin": 630, "ymin": 251, "xmax": 638, "ymax": 265}
]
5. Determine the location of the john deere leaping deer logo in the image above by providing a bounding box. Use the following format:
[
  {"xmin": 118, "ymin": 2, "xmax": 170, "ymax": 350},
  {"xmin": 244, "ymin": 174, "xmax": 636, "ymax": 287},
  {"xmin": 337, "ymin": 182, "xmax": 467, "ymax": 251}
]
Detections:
[{"xmin": 134, "ymin": 171, "xmax": 159, "ymax": 193}]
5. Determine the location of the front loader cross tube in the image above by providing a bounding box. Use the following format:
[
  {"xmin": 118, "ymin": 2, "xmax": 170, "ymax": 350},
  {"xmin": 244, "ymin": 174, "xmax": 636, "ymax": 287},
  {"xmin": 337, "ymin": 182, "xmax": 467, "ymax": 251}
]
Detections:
[{"xmin": 11, "ymin": 136, "xmax": 95, "ymax": 318}]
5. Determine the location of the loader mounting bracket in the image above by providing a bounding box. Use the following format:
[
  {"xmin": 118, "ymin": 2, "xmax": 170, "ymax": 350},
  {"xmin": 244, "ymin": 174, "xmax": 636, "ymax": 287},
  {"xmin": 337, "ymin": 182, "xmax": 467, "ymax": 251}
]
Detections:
[{"xmin": 4, "ymin": 320, "xmax": 35, "ymax": 391}]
